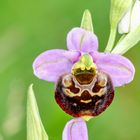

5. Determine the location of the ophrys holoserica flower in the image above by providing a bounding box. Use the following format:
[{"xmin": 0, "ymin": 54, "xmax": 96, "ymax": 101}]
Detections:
[{"xmin": 33, "ymin": 19, "xmax": 134, "ymax": 120}]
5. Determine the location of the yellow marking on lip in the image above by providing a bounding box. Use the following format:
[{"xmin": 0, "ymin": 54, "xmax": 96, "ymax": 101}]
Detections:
[
  {"xmin": 93, "ymin": 88, "xmax": 106, "ymax": 97},
  {"xmin": 63, "ymin": 87, "xmax": 106, "ymax": 98},
  {"xmin": 63, "ymin": 88, "xmax": 81, "ymax": 97},
  {"xmin": 80, "ymin": 99, "xmax": 92, "ymax": 103},
  {"xmin": 62, "ymin": 75, "xmax": 72, "ymax": 87},
  {"xmin": 71, "ymin": 54, "xmax": 97, "ymax": 75},
  {"xmin": 98, "ymin": 74, "xmax": 107, "ymax": 87},
  {"xmin": 81, "ymin": 116, "xmax": 93, "ymax": 121},
  {"xmin": 98, "ymin": 79, "xmax": 107, "ymax": 87}
]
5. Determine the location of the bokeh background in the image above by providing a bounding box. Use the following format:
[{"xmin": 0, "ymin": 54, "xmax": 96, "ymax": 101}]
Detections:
[{"xmin": 0, "ymin": 0, "xmax": 140, "ymax": 140}]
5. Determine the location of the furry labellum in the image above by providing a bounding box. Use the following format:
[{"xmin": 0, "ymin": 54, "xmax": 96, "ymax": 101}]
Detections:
[{"xmin": 55, "ymin": 70, "xmax": 114, "ymax": 118}]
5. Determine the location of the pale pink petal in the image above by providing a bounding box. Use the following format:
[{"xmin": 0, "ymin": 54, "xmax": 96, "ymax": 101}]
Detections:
[
  {"xmin": 33, "ymin": 49, "xmax": 80, "ymax": 82},
  {"xmin": 63, "ymin": 118, "xmax": 88, "ymax": 140},
  {"xmin": 90, "ymin": 52, "xmax": 135, "ymax": 87},
  {"xmin": 67, "ymin": 28, "xmax": 98, "ymax": 52}
]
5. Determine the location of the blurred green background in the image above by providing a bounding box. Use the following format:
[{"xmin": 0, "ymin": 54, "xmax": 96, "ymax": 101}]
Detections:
[{"xmin": 0, "ymin": 0, "xmax": 140, "ymax": 140}]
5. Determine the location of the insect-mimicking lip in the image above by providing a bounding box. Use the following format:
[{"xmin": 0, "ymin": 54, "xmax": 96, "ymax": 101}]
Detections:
[{"xmin": 55, "ymin": 71, "xmax": 114, "ymax": 118}]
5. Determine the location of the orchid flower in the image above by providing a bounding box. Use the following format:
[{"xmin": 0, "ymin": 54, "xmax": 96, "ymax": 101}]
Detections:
[{"xmin": 31, "ymin": 8, "xmax": 136, "ymax": 140}]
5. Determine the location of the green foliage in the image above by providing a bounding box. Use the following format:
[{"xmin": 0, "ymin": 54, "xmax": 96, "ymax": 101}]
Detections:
[{"xmin": 27, "ymin": 84, "xmax": 48, "ymax": 140}]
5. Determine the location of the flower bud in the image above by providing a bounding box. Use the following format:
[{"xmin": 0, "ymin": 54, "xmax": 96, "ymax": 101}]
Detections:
[
  {"xmin": 105, "ymin": 0, "xmax": 132, "ymax": 52},
  {"xmin": 118, "ymin": 0, "xmax": 140, "ymax": 34},
  {"xmin": 110, "ymin": 0, "xmax": 132, "ymax": 29}
]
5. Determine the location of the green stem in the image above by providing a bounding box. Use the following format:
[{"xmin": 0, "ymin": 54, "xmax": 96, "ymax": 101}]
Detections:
[
  {"xmin": 115, "ymin": 34, "xmax": 126, "ymax": 45},
  {"xmin": 105, "ymin": 28, "xmax": 117, "ymax": 52}
]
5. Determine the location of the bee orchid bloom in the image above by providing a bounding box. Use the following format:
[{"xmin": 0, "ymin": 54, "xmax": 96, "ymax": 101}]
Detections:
[
  {"xmin": 32, "ymin": 9, "xmax": 136, "ymax": 140},
  {"xmin": 33, "ymin": 27, "xmax": 135, "ymax": 119},
  {"xmin": 33, "ymin": 27, "xmax": 135, "ymax": 87}
]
